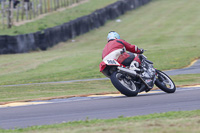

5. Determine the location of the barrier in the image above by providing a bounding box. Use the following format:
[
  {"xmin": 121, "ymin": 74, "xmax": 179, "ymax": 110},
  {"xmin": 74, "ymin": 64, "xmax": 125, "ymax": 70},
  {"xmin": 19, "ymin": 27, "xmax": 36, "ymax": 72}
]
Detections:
[{"xmin": 0, "ymin": 0, "xmax": 151, "ymax": 54}]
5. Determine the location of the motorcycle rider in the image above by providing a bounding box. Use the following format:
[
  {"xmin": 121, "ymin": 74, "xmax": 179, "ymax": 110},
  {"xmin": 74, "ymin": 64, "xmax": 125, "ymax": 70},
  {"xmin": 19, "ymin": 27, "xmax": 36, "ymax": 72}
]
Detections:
[{"xmin": 102, "ymin": 31, "xmax": 144, "ymax": 71}]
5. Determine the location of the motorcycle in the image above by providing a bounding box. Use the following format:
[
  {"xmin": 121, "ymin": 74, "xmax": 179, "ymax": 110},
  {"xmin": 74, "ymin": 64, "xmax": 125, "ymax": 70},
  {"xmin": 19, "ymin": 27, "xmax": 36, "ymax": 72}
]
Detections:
[{"xmin": 99, "ymin": 52, "xmax": 176, "ymax": 96}]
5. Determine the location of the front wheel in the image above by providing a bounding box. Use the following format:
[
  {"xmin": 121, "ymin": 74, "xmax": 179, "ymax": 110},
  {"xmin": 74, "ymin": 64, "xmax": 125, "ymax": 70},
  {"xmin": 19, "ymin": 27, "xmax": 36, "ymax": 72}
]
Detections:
[
  {"xmin": 155, "ymin": 70, "xmax": 176, "ymax": 93},
  {"xmin": 110, "ymin": 71, "xmax": 138, "ymax": 97}
]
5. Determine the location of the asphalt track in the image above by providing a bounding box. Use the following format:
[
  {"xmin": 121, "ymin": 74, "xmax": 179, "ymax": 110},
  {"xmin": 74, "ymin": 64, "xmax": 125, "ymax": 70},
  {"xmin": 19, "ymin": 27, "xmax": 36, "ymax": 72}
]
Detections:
[
  {"xmin": 0, "ymin": 60, "xmax": 200, "ymax": 129},
  {"xmin": 0, "ymin": 86, "xmax": 200, "ymax": 129}
]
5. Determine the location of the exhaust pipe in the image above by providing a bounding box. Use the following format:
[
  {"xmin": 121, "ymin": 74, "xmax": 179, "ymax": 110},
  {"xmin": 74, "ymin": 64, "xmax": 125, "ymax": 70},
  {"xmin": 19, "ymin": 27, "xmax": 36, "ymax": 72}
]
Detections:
[
  {"xmin": 117, "ymin": 67, "xmax": 138, "ymax": 77},
  {"xmin": 117, "ymin": 67, "xmax": 151, "ymax": 89}
]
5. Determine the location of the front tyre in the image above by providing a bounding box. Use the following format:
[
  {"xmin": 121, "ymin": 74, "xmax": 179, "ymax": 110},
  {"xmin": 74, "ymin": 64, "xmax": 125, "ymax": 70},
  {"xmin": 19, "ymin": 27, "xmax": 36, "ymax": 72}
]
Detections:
[
  {"xmin": 110, "ymin": 71, "xmax": 138, "ymax": 97},
  {"xmin": 155, "ymin": 70, "xmax": 176, "ymax": 93}
]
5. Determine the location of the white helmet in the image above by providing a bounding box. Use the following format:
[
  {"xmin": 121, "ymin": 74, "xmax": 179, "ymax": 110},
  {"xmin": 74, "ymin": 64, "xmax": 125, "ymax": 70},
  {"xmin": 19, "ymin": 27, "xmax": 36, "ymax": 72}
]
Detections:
[{"xmin": 107, "ymin": 31, "xmax": 120, "ymax": 41}]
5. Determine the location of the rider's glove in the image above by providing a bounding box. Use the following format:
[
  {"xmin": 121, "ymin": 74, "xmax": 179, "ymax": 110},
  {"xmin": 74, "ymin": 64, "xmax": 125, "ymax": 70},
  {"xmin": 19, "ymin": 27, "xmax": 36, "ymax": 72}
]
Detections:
[{"xmin": 138, "ymin": 48, "xmax": 144, "ymax": 54}]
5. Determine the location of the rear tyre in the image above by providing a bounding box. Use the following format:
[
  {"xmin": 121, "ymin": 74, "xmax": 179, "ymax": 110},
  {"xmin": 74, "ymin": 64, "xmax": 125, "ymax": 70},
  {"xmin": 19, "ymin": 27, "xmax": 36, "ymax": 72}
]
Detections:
[
  {"xmin": 110, "ymin": 71, "xmax": 138, "ymax": 97},
  {"xmin": 155, "ymin": 70, "xmax": 176, "ymax": 93}
]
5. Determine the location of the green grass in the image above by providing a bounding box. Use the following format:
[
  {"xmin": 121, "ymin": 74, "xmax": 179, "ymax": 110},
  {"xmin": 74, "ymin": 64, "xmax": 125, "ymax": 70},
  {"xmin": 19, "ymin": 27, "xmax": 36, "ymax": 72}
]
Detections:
[
  {"xmin": 0, "ymin": 0, "xmax": 118, "ymax": 35},
  {"xmin": 0, "ymin": 80, "xmax": 115, "ymax": 102},
  {"xmin": 0, "ymin": 0, "xmax": 200, "ymax": 85},
  {"xmin": 1, "ymin": 110, "xmax": 200, "ymax": 132},
  {"xmin": 0, "ymin": 0, "xmax": 200, "ymax": 102},
  {"xmin": 171, "ymin": 74, "xmax": 200, "ymax": 86},
  {"xmin": 0, "ymin": 73, "xmax": 199, "ymax": 103}
]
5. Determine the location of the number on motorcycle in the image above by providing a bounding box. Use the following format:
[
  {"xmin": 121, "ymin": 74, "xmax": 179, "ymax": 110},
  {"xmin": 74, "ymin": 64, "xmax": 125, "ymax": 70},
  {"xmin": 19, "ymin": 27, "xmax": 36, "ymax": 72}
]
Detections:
[{"xmin": 107, "ymin": 60, "xmax": 116, "ymax": 64}]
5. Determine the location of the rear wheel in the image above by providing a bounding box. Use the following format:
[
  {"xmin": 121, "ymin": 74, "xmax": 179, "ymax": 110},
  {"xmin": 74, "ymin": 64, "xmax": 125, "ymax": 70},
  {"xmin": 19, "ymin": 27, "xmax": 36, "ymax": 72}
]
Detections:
[
  {"xmin": 155, "ymin": 70, "xmax": 176, "ymax": 93},
  {"xmin": 110, "ymin": 71, "xmax": 138, "ymax": 97}
]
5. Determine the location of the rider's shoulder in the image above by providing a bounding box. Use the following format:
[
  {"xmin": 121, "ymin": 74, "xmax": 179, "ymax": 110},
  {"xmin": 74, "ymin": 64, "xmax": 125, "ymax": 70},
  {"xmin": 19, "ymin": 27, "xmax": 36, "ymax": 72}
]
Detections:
[
  {"xmin": 117, "ymin": 39, "xmax": 127, "ymax": 42},
  {"xmin": 116, "ymin": 39, "xmax": 125, "ymax": 41},
  {"xmin": 116, "ymin": 39, "xmax": 127, "ymax": 43}
]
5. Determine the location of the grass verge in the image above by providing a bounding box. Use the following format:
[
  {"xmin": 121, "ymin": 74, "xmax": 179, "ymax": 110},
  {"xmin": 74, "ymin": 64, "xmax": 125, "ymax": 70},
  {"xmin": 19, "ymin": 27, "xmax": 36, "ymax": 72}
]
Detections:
[
  {"xmin": 1, "ymin": 110, "xmax": 200, "ymax": 132},
  {"xmin": 0, "ymin": 80, "xmax": 114, "ymax": 103},
  {"xmin": 0, "ymin": 73, "xmax": 200, "ymax": 103}
]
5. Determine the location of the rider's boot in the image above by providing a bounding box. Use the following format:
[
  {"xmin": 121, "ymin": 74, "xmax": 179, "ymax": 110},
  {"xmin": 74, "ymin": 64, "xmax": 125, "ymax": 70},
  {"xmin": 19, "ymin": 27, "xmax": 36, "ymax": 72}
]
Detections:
[
  {"xmin": 129, "ymin": 60, "xmax": 140, "ymax": 71},
  {"xmin": 129, "ymin": 54, "xmax": 142, "ymax": 71}
]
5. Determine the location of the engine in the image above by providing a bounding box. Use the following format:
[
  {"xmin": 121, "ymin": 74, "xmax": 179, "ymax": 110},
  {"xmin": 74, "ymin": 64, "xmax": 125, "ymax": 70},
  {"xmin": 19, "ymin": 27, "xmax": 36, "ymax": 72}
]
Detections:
[
  {"xmin": 140, "ymin": 60, "xmax": 156, "ymax": 88},
  {"xmin": 141, "ymin": 62, "xmax": 156, "ymax": 78}
]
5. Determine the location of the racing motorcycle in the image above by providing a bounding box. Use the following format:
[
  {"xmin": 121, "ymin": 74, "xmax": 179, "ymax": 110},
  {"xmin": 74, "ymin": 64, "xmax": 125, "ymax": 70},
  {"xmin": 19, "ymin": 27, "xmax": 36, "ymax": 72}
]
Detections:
[{"xmin": 99, "ymin": 52, "xmax": 176, "ymax": 96}]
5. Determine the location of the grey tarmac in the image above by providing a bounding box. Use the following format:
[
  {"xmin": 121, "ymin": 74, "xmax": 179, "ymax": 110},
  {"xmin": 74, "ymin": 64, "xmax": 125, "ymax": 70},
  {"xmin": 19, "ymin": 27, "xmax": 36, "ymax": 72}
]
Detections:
[{"xmin": 0, "ymin": 87, "xmax": 200, "ymax": 129}]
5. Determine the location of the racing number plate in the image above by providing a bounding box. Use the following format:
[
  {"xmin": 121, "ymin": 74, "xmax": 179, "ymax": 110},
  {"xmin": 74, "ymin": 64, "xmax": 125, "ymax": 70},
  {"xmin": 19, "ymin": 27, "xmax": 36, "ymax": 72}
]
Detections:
[{"xmin": 105, "ymin": 59, "xmax": 120, "ymax": 66}]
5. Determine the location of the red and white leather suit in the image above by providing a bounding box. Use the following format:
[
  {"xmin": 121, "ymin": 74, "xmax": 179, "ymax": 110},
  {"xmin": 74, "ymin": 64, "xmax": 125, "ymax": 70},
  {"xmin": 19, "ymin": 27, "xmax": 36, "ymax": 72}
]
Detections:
[{"xmin": 102, "ymin": 39, "xmax": 142, "ymax": 65}]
